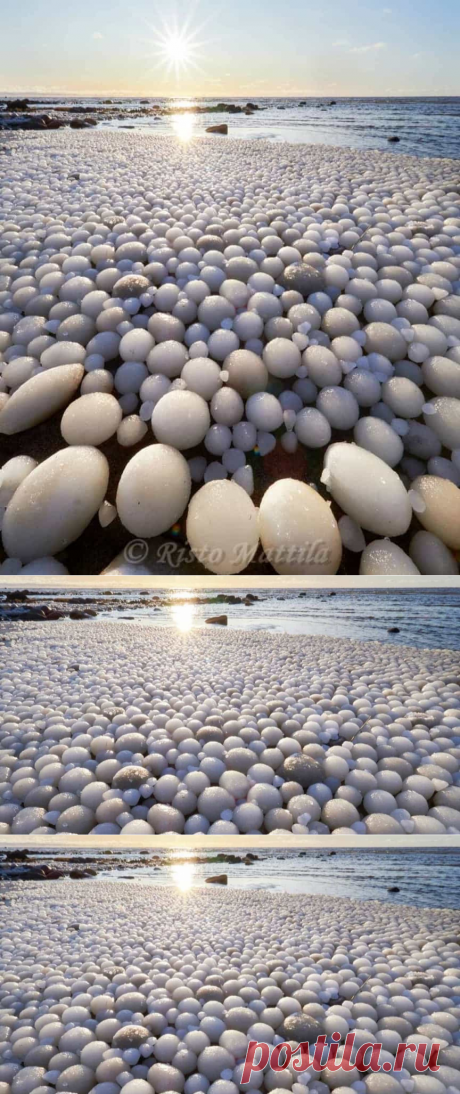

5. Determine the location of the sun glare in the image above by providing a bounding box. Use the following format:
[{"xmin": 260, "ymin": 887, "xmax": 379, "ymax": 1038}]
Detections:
[
  {"xmin": 171, "ymin": 602, "xmax": 195, "ymax": 631},
  {"xmin": 155, "ymin": 24, "xmax": 201, "ymax": 77},
  {"xmin": 172, "ymin": 861, "xmax": 195, "ymax": 891},
  {"xmin": 172, "ymin": 113, "xmax": 196, "ymax": 142}
]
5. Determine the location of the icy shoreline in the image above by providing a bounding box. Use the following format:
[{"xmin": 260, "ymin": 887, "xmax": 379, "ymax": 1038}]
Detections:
[{"xmin": 1, "ymin": 622, "xmax": 459, "ymax": 836}]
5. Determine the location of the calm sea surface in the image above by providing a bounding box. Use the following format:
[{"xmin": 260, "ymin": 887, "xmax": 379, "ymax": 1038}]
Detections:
[
  {"xmin": 3, "ymin": 95, "xmax": 460, "ymax": 158},
  {"xmin": 27, "ymin": 586, "xmax": 460, "ymax": 650},
  {"xmin": 54, "ymin": 848, "xmax": 460, "ymax": 909}
]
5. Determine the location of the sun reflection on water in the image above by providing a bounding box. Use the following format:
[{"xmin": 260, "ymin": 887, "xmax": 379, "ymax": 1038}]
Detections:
[
  {"xmin": 172, "ymin": 113, "xmax": 196, "ymax": 142},
  {"xmin": 172, "ymin": 861, "xmax": 196, "ymax": 891},
  {"xmin": 171, "ymin": 602, "xmax": 195, "ymax": 630}
]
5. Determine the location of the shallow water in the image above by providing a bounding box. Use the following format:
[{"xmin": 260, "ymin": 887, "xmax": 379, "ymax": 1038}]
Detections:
[
  {"xmin": 3, "ymin": 94, "xmax": 460, "ymax": 157},
  {"xmin": 82, "ymin": 848, "xmax": 460, "ymax": 909},
  {"xmin": 25, "ymin": 586, "xmax": 460, "ymax": 649}
]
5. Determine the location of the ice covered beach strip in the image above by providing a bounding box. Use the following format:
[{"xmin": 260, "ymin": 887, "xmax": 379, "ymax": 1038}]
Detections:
[
  {"xmin": 1, "ymin": 622, "xmax": 460, "ymax": 836},
  {"xmin": 1, "ymin": 133, "xmax": 460, "ymax": 577},
  {"xmin": 1, "ymin": 881, "xmax": 460, "ymax": 1094}
]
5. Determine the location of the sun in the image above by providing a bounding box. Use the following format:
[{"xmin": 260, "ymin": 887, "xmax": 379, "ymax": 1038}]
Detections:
[
  {"xmin": 156, "ymin": 26, "xmax": 200, "ymax": 76},
  {"xmin": 162, "ymin": 33, "xmax": 191, "ymax": 65}
]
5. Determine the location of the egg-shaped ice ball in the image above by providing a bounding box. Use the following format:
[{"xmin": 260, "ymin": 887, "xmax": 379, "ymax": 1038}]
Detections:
[
  {"xmin": 116, "ymin": 444, "xmax": 191, "ymax": 537},
  {"xmin": 410, "ymin": 474, "xmax": 460, "ymax": 549},
  {"xmin": 224, "ymin": 350, "xmax": 268, "ymax": 398},
  {"xmin": 151, "ymin": 390, "xmax": 210, "ymax": 450},
  {"xmin": 322, "ymin": 442, "xmax": 412, "ymax": 536},
  {"xmin": 186, "ymin": 480, "xmax": 259, "ymax": 574},
  {"xmin": 245, "ymin": 392, "xmax": 284, "ymax": 432},
  {"xmin": 60, "ymin": 393, "xmax": 122, "ymax": 446},
  {"xmin": 258, "ymin": 478, "xmax": 342, "ymax": 575}
]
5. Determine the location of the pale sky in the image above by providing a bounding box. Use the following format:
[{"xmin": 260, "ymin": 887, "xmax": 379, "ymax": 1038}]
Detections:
[{"xmin": 2, "ymin": 0, "xmax": 460, "ymax": 98}]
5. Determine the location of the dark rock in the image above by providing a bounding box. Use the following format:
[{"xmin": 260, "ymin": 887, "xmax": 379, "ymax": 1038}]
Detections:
[
  {"xmin": 69, "ymin": 118, "xmax": 97, "ymax": 128},
  {"xmin": 246, "ymin": 103, "xmax": 259, "ymax": 110},
  {"xmin": 281, "ymin": 1013, "xmax": 324, "ymax": 1044},
  {"xmin": 6, "ymin": 98, "xmax": 30, "ymax": 110},
  {"xmin": 280, "ymin": 754, "xmax": 325, "ymax": 788},
  {"xmin": 280, "ymin": 263, "xmax": 325, "ymax": 297},
  {"xmin": 388, "ymin": 136, "xmax": 400, "ymax": 143},
  {"xmin": 388, "ymin": 627, "xmax": 400, "ymax": 633},
  {"xmin": 328, "ymin": 100, "xmax": 337, "ymax": 106},
  {"xmin": 205, "ymin": 615, "xmax": 228, "ymax": 626},
  {"xmin": 206, "ymin": 124, "xmax": 228, "ymax": 135},
  {"xmin": 388, "ymin": 886, "xmax": 400, "ymax": 892},
  {"xmin": 4, "ymin": 590, "xmax": 28, "ymax": 601},
  {"xmin": 205, "ymin": 874, "xmax": 228, "ymax": 884}
]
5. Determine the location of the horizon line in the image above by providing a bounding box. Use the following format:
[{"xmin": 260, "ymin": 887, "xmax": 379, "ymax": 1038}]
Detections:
[{"xmin": 2, "ymin": 91, "xmax": 460, "ymax": 100}]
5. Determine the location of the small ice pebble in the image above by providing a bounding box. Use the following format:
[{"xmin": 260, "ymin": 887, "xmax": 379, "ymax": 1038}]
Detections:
[
  {"xmin": 423, "ymin": 395, "xmax": 460, "ymax": 450},
  {"xmin": 360, "ymin": 540, "xmax": 420, "ymax": 575},
  {"xmin": 338, "ymin": 515, "xmax": 366, "ymax": 553},
  {"xmin": 322, "ymin": 442, "xmax": 412, "ymax": 536},
  {"xmin": 258, "ymin": 478, "xmax": 342, "ymax": 575},
  {"xmin": 2, "ymin": 447, "xmax": 109, "ymax": 562},
  {"xmin": 117, "ymin": 415, "xmax": 148, "ymax": 446},
  {"xmin": 353, "ymin": 417, "xmax": 404, "ymax": 468},
  {"xmin": 409, "ymin": 530, "xmax": 459, "ymax": 575},
  {"xmin": 20, "ymin": 556, "xmax": 69, "ymax": 574},
  {"xmin": 99, "ymin": 500, "xmax": 117, "ymax": 528},
  {"xmin": 0, "ymin": 455, "xmax": 38, "ymax": 505},
  {"xmin": 116, "ymin": 445, "xmax": 191, "ymax": 537},
  {"xmin": 410, "ymin": 475, "xmax": 460, "ymax": 549},
  {"xmin": 0, "ymin": 364, "xmax": 84, "ymax": 435},
  {"xmin": 61, "ymin": 392, "xmax": 122, "ymax": 445},
  {"xmin": 186, "ymin": 479, "xmax": 259, "ymax": 574}
]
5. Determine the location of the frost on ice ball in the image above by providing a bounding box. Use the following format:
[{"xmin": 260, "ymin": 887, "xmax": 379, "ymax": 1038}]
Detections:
[
  {"xmin": 258, "ymin": 478, "xmax": 342, "ymax": 575},
  {"xmin": 186, "ymin": 480, "xmax": 259, "ymax": 574},
  {"xmin": 0, "ymin": 364, "xmax": 84, "ymax": 435},
  {"xmin": 60, "ymin": 392, "xmax": 123, "ymax": 445},
  {"xmin": 116, "ymin": 445, "xmax": 191, "ymax": 537},
  {"xmin": 2, "ymin": 447, "xmax": 109, "ymax": 562},
  {"xmin": 322, "ymin": 442, "xmax": 412, "ymax": 537},
  {"xmin": 360, "ymin": 540, "xmax": 420, "ymax": 576},
  {"xmin": 410, "ymin": 474, "xmax": 460, "ymax": 549},
  {"xmin": 151, "ymin": 390, "xmax": 211, "ymax": 450}
]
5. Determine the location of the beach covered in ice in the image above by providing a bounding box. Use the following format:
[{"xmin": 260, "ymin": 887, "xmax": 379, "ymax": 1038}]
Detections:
[
  {"xmin": 1, "ymin": 621, "xmax": 460, "ymax": 836},
  {"xmin": 1, "ymin": 880, "xmax": 459, "ymax": 1094},
  {"xmin": 1, "ymin": 131, "xmax": 460, "ymax": 576}
]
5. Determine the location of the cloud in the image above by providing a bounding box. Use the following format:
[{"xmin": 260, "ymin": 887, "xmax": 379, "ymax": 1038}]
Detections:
[
  {"xmin": 382, "ymin": 7, "xmax": 392, "ymax": 13},
  {"xmin": 333, "ymin": 39, "xmax": 349, "ymax": 47},
  {"xmin": 349, "ymin": 41, "xmax": 386, "ymax": 54},
  {"xmin": 92, "ymin": 31, "xmax": 103, "ymax": 40}
]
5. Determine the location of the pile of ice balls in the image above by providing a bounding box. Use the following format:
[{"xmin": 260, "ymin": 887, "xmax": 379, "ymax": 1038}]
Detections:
[
  {"xmin": 1, "ymin": 132, "xmax": 460, "ymax": 575},
  {"xmin": 1, "ymin": 622, "xmax": 460, "ymax": 836},
  {"xmin": 1, "ymin": 881, "xmax": 459, "ymax": 1094}
]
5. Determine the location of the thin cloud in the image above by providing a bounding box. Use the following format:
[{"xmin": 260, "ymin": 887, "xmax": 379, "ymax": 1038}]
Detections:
[
  {"xmin": 349, "ymin": 41, "xmax": 386, "ymax": 54},
  {"xmin": 382, "ymin": 7, "xmax": 392, "ymax": 13},
  {"xmin": 92, "ymin": 32, "xmax": 103, "ymax": 40}
]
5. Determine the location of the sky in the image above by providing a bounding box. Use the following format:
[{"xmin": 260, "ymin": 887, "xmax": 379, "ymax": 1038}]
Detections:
[{"xmin": 1, "ymin": 0, "xmax": 460, "ymax": 98}]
